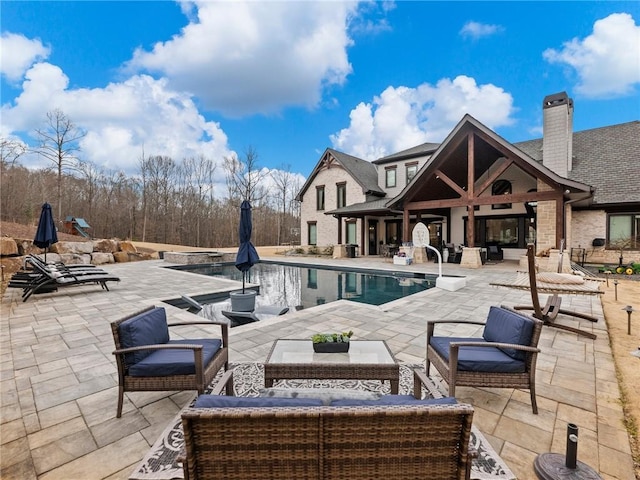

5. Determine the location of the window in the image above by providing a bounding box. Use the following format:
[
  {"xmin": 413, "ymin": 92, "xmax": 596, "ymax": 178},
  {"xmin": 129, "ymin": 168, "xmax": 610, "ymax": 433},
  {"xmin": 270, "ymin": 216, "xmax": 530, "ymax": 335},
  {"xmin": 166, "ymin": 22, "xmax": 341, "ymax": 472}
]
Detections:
[
  {"xmin": 307, "ymin": 269, "xmax": 317, "ymax": 289},
  {"xmin": 463, "ymin": 215, "xmax": 531, "ymax": 248},
  {"xmin": 336, "ymin": 182, "xmax": 346, "ymax": 208},
  {"xmin": 346, "ymin": 221, "xmax": 357, "ymax": 244},
  {"xmin": 316, "ymin": 186, "xmax": 325, "ymax": 210},
  {"xmin": 491, "ymin": 180, "xmax": 512, "ymax": 209},
  {"xmin": 486, "ymin": 218, "xmax": 519, "ymax": 246},
  {"xmin": 608, "ymin": 213, "xmax": 640, "ymax": 249},
  {"xmin": 385, "ymin": 167, "xmax": 396, "ymax": 188},
  {"xmin": 308, "ymin": 222, "xmax": 317, "ymax": 245},
  {"xmin": 406, "ymin": 163, "xmax": 418, "ymax": 184}
]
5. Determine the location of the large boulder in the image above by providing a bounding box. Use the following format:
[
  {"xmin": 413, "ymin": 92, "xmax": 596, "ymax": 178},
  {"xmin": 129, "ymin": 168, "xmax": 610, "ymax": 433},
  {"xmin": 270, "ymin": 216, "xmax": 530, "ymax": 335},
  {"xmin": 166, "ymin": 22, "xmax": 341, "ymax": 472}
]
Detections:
[
  {"xmin": 51, "ymin": 241, "xmax": 94, "ymax": 255},
  {"xmin": 14, "ymin": 239, "xmax": 42, "ymax": 256},
  {"xmin": 0, "ymin": 237, "xmax": 18, "ymax": 256},
  {"xmin": 91, "ymin": 252, "xmax": 115, "ymax": 265},
  {"xmin": 113, "ymin": 251, "xmax": 130, "ymax": 263},
  {"xmin": 59, "ymin": 253, "xmax": 92, "ymax": 265},
  {"xmin": 118, "ymin": 241, "xmax": 137, "ymax": 253},
  {"xmin": 1, "ymin": 257, "xmax": 24, "ymax": 277},
  {"xmin": 93, "ymin": 239, "xmax": 118, "ymax": 253}
]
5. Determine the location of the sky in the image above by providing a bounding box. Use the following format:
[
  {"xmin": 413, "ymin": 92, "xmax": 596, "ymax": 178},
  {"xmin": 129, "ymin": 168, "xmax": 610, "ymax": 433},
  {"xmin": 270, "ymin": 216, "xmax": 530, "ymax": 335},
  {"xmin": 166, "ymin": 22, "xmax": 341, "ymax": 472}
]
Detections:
[{"xmin": 1, "ymin": 1, "xmax": 639, "ymax": 190}]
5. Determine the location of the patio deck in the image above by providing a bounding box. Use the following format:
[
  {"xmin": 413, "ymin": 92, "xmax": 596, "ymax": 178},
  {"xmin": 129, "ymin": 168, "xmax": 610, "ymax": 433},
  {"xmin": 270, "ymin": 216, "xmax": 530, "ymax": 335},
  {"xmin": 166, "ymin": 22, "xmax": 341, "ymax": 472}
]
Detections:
[{"xmin": 0, "ymin": 254, "xmax": 634, "ymax": 479}]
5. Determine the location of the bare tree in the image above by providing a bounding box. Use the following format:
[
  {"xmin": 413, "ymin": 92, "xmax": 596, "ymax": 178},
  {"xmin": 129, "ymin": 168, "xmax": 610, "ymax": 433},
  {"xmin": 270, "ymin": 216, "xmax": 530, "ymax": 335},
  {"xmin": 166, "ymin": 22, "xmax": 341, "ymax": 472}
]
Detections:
[
  {"xmin": 271, "ymin": 165, "xmax": 295, "ymax": 246},
  {"xmin": 0, "ymin": 138, "xmax": 27, "ymax": 221},
  {"xmin": 223, "ymin": 146, "xmax": 269, "ymax": 204},
  {"xmin": 34, "ymin": 109, "xmax": 86, "ymax": 221}
]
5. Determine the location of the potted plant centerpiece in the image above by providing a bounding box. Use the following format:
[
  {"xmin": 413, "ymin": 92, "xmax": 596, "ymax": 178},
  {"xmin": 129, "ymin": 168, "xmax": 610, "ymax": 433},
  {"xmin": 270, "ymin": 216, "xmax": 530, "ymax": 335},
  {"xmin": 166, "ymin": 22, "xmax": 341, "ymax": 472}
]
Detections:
[{"xmin": 311, "ymin": 331, "xmax": 354, "ymax": 353}]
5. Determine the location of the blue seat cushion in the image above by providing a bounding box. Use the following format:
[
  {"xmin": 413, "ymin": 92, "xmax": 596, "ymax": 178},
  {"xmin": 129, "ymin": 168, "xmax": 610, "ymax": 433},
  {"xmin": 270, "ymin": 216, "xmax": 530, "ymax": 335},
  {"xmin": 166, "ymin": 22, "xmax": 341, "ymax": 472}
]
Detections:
[
  {"xmin": 482, "ymin": 306, "xmax": 535, "ymax": 360},
  {"xmin": 330, "ymin": 395, "xmax": 458, "ymax": 406},
  {"xmin": 194, "ymin": 395, "xmax": 323, "ymax": 408},
  {"xmin": 430, "ymin": 336, "xmax": 525, "ymax": 373},
  {"xmin": 128, "ymin": 339, "xmax": 222, "ymax": 376},
  {"xmin": 119, "ymin": 307, "xmax": 170, "ymax": 366}
]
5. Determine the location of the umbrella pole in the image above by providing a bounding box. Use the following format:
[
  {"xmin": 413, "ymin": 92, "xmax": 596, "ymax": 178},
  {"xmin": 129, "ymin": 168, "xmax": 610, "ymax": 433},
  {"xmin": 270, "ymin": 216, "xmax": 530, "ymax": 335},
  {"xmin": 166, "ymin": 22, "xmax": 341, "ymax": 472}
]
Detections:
[{"xmin": 242, "ymin": 272, "xmax": 246, "ymax": 293}]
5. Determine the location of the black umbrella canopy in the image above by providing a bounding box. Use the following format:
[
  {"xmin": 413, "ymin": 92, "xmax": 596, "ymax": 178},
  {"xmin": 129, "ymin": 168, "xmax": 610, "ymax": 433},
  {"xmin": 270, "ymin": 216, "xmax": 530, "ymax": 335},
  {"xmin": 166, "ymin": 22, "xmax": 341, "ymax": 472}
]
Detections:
[
  {"xmin": 33, "ymin": 202, "xmax": 58, "ymax": 261},
  {"xmin": 234, "ymin": 200, "xmax": 260, "ymax": 292}
]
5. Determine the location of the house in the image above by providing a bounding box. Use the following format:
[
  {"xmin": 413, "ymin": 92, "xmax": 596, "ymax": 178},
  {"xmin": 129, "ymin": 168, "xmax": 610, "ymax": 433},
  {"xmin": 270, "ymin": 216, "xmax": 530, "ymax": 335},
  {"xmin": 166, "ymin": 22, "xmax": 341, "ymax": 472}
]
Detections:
[{"xmin": 296, "ymin": 92, "xmax": 639, "ymax": 268}]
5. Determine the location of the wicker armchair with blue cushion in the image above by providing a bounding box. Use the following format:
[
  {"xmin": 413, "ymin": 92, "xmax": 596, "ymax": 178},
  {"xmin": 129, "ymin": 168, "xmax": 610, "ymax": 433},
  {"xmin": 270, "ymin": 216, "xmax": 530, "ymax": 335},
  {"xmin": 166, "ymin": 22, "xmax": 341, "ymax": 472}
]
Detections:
[
  {"xmin": 426, "ymin": 306, "xmax": 542, "ymax": 413},
  {"xmin": 111, "ymin": 306, "xmax": 230, "ymax": 417}
]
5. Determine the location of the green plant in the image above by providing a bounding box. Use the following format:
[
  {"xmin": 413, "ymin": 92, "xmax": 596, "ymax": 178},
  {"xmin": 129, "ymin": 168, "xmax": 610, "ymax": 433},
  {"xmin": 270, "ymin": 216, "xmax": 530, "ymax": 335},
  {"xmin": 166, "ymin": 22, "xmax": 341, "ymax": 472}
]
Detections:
[
  {"xmin": 311, "ymin": 331, "xmax": 354, "ymax": 344},
  {"xmin": 307, "ymin": 245, "xmax": 318, "ymax": 255}
]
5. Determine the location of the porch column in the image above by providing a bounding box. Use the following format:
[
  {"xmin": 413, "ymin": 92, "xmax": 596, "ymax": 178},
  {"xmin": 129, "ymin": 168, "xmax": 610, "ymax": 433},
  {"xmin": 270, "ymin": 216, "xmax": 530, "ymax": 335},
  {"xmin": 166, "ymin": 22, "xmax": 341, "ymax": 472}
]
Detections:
[{"xmin": 466, "ymin": 133, "xmax": 476, "ymax": 247}]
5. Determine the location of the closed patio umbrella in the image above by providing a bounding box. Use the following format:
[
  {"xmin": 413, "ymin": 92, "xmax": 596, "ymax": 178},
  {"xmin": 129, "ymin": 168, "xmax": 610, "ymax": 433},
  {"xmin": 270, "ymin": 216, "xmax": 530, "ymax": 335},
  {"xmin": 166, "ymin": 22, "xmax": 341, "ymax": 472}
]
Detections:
[
  {"xmin": 235, "ymin": 200, "xmax": 260, "ymax": 293},
  {"xmin": 33, "ymin": 202, "xmax": 58, "ymax": 262}
]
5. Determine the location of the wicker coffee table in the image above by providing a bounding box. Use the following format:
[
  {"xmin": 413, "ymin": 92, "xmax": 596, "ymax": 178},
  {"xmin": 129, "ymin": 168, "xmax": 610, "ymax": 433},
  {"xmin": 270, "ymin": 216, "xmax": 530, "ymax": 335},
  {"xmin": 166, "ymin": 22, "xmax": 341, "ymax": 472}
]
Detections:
[{"xmin": 264, "ymin": 339, "xmax": 400, "ymax": 393}]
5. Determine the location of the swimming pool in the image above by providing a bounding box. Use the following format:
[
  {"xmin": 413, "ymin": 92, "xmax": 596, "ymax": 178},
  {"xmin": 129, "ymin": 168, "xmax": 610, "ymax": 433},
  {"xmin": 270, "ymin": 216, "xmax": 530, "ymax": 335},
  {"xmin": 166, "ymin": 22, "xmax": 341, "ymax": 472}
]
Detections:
[{"xmin": 168, "ymin": 261, "xmax": 437, "ymax": 313}]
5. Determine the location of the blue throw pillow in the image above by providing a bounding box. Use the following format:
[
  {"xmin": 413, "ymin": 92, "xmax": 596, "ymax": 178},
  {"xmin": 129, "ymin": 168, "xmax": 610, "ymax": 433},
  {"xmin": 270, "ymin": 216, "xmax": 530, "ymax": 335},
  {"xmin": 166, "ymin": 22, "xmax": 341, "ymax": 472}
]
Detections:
[
  {"xmin": 482, "ymin": 306, "xmax": 534, "ymax": 360},
  {"xmin": 118, "ymin": 307, "xmax": 170, "ymax": 366},
  {"xmin": 330, "ymin": 396, "xmax": 458, "ymax": 406},
  {"xmin": 194, "ymin": 395, "xmax": 324, "ymax": 408}
]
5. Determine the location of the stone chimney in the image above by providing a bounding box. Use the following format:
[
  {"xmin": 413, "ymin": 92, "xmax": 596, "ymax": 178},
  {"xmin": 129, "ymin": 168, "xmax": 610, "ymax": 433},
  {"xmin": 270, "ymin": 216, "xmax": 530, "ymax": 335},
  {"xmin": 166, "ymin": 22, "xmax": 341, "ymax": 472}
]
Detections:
[{"xmin": 542, "ymin": 92, "xmax": 573, "ymax": 177}]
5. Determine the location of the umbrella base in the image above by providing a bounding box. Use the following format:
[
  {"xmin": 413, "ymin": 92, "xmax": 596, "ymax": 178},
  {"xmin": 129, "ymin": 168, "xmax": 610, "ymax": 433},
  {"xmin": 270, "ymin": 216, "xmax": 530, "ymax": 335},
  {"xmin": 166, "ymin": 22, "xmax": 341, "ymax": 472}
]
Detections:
[{"xmin": 230, "ymin": 290, "xmax": 257, "ymax": 312}]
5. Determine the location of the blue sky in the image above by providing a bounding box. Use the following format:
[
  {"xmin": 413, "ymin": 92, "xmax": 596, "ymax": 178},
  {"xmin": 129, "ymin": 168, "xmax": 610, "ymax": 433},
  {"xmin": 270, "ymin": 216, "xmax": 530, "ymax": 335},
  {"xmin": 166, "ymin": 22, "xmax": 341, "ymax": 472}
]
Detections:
[{"xmin": 1, "ymin": 1, "xmax": 639, "ymax": 189}]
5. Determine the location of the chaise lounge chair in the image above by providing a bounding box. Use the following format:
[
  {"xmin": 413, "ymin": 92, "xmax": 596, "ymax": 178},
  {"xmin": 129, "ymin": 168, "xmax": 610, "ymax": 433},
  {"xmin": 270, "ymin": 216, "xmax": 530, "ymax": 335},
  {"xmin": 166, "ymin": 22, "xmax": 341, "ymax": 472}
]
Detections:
[
  {"xmin": 20, "ymin": 260, "xmax": 120, "ymax": 302},
  {"xmin": 491, "ymin": 244, "xmax": 603, "ymax": 339}
]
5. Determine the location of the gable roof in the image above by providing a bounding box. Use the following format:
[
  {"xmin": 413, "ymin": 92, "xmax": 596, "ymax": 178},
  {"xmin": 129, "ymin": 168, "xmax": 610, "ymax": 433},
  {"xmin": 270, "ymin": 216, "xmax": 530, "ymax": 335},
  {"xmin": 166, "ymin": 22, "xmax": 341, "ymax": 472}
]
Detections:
[
  {"xmin": 515, "ymin": 121, "xmax": 639, "ymax": 206},
  {"xmin": 387, "ymin": 114, "xmax": 592, "ymax": 208},
  {"xmin": 295, "ymin": 148, "xmax": 384, "ymax": 201}
]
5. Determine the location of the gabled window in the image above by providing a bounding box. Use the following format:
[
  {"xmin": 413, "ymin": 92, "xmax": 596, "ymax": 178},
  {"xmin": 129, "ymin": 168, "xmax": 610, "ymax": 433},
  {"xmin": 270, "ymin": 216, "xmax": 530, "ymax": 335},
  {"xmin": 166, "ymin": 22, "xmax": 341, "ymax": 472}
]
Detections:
[
  {"xmin": 336, "ymin": 182, "xmax": 346, "ymax": 208},
  {"xmin": 406, "ymin": 163, "xmax": 418, "ymax": 184},
  {"xmin": 491, "ymin": 179, "xmax": 512, "ymax": 209},
  {"xmin": 316, "ymin": 186, "xmax": 325, "ymax": 211},
  {"xmin": 385, "ymin": 167, "xmax": 396, "ymax": 188}
]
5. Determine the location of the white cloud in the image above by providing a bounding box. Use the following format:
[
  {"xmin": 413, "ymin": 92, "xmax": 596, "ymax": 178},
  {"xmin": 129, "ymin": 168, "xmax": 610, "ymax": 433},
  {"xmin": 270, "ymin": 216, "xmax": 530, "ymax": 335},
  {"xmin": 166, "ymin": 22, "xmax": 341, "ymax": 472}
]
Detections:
[
  {"xmin": 543, "ymin": 13, "xmax": 640, "ymax": 97},
  {"xmin": 459, "ymin": 21, "xmax": 503, "ymax": 40},
  {"xmin": 330, "ymin": 75, "xmax": 515, "ymax": 160},
  {"xmin": 126, "ymin": 1, "xmax": 357, "ymax": 116},
  {"xmin": 0, "ymin": 32, "xmax": 50, "ymax": 83},
  {"xmin": 1, "ymin": 62, "xmax": 233, "ymax": 175}
]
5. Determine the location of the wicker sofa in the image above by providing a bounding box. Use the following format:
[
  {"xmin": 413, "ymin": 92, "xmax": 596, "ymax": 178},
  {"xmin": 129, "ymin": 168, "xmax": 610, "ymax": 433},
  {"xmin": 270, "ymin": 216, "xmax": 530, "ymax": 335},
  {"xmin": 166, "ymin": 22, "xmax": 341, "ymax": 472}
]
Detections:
[{"xmin": 180, "ymin": 369, "xmax": 475, "ymax": 480}]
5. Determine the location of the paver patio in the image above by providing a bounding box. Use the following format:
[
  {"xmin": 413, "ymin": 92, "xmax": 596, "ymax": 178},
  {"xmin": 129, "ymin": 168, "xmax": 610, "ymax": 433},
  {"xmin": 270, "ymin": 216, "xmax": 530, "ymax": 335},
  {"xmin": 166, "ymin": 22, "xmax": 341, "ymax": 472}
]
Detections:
[{"xmin": 0, "ymin": 254, "xmax": 634, "ymax": 479}]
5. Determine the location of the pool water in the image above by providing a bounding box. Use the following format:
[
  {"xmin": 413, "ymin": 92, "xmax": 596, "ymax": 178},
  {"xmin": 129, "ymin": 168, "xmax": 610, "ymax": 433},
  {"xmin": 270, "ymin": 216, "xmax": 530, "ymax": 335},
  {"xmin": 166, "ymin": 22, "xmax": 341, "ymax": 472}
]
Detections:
[{"xmin": 171, "ymin": 261, "xmax": 436, "ymax": 312}]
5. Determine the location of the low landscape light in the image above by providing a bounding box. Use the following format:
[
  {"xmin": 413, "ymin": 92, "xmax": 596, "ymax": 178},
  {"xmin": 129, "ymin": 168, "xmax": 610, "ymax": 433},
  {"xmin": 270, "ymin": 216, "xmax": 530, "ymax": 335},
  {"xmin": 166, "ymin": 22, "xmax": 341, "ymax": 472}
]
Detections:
[{"xmin": 622, "ymin": 305, "xmax": 635, "ymax": 335}]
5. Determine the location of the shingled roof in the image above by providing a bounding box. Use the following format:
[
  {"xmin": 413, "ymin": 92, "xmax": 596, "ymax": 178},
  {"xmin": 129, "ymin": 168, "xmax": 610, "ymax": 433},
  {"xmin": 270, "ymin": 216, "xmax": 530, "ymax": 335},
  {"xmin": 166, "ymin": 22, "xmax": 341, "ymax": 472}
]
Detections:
[
  {"xmin": 295, "ymin": 148, "xmax": 384, "ymax": 201},
  {"xmin": 515, "ymin": 121, "xmax": 639, "ymax": 206}
]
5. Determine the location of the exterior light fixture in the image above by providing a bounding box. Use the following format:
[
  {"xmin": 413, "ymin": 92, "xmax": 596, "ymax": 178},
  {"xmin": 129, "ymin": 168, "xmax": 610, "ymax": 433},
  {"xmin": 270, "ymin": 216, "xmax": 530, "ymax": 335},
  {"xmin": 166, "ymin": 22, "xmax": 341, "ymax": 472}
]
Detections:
[{"xmin": 622, "ymin": 306, "xmax": 635, "ymax": 335}]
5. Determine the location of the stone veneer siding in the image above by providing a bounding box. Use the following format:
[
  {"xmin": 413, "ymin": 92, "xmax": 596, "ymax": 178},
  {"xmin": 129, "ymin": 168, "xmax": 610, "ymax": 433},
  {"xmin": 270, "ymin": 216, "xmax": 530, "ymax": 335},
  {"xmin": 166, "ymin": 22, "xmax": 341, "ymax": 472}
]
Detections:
[{"xmin": 535, "ymin": 180, "xmax": 557, "ymax": 254}]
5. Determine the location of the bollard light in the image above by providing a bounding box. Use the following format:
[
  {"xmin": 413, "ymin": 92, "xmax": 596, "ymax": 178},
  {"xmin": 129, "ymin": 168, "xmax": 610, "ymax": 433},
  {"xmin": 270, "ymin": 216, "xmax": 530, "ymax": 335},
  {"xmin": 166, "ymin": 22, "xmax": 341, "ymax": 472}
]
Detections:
[
  {"xmin": 604, "ymin": 270, "xmax": 611, "ymax": 287},
  {"xmin": 613, "ymin": 279, "xmax": 619, "ymax": 301},
  {"xmin": 622, "ymin": 306, "xmax": 635, "ymax": 335}
]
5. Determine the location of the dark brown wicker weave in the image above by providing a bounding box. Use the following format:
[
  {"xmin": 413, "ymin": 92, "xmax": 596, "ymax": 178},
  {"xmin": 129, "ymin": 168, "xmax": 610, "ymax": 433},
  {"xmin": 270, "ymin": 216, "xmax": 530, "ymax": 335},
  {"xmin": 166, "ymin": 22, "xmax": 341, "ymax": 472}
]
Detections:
[
  {"xmin": 426, "ymin": 307, "xmax": 542, "ymax": 414},
  {"xmin": 111, "ymin": 306, "xmax": 230, "ymax": 418},
  {"xmin": 180, "ymin": 369, "xmax": 475, "ymax": 480}
]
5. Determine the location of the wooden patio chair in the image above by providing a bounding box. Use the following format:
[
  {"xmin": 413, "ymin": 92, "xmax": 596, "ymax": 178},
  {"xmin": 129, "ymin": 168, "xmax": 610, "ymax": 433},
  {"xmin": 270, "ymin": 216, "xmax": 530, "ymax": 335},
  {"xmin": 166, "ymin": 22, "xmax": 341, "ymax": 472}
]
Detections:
[{"xmin": 492, "ymin": 244, "xmax": 603, "ymax": 339}]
